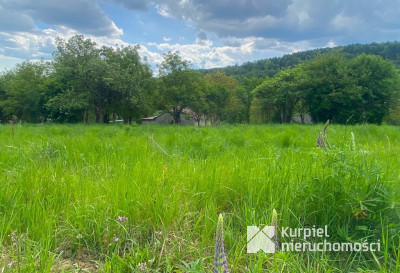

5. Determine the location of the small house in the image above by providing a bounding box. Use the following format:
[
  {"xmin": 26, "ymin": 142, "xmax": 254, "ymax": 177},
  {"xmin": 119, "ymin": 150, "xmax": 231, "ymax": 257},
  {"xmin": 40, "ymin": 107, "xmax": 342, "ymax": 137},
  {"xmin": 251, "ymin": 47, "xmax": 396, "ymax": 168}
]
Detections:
[{"xmin": 142, "ymin": 108, "xmax": 204, "ymax": 126}]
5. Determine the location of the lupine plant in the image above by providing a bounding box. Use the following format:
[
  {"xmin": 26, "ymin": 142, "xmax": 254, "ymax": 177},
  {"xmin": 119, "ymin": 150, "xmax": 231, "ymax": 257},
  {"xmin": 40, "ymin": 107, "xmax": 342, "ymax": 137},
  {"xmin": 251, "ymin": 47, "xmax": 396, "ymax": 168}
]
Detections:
[
  {"xmin": 214, "ymin": 214, "xmax": 228, "ymax": 273},
  {"xmin": 271, "ymin": 209, "xmax": 279, "ymax": 251},
  {"xmin": 317, "ymin": 120, "xmax": 330, "ymax": 149}
]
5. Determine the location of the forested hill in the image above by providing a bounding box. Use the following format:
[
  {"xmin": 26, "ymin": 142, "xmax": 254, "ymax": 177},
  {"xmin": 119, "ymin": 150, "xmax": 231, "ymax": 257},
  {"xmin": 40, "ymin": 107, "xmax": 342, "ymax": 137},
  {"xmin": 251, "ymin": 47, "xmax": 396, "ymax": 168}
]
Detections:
[{"xmin": 201, "ymin": 41, "xmax": 400, "ymax": 80}]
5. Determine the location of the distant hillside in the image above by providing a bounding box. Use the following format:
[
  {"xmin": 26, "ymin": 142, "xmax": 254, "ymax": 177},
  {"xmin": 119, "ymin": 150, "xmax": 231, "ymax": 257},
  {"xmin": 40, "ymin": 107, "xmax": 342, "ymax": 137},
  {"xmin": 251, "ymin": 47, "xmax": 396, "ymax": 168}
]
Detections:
[{"xmin": 200, "ymin": 41, "xmax": 400, "ymax": 80}]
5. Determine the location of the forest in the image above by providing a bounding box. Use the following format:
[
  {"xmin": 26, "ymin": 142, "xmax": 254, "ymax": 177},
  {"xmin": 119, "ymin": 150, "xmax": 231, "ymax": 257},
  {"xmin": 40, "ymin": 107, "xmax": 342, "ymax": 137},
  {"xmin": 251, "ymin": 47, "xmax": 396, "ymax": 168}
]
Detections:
[{"xmin": 1, "ymin": 36, "xmax": 400, "ymax": 125}]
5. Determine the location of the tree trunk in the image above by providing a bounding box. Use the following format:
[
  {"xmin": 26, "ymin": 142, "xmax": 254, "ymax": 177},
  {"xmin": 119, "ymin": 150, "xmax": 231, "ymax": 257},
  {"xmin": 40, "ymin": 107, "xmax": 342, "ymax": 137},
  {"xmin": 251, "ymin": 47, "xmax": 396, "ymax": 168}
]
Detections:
[
  {"xmin": 300, "ymin": 113, "xmax": 304, "ymax": 124},
  {"xmin": 246, "ymin": 106, "xmax": 251, "ymax": 124},
  {"xmin": 95, "ymin": 106, "xmax": 103, "ymax": 123},
  {"xmin": 83, "ymin": 108, "xmax": 89, "ymax": 123},
  {"xmin": 173, "ymin": 110, "xmax": 181, "ymax": 124},
  {"xmin": 103, "ymin": 113, "xmax": 110, "ymax": 124}
]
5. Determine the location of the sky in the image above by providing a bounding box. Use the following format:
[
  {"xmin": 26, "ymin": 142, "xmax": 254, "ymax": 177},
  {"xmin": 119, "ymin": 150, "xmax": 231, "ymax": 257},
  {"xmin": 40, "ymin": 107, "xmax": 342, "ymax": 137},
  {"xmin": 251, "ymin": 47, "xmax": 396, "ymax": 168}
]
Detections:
[{"xmin": 1, "ymin": 0, "xmax": 400, "ymax": 72}]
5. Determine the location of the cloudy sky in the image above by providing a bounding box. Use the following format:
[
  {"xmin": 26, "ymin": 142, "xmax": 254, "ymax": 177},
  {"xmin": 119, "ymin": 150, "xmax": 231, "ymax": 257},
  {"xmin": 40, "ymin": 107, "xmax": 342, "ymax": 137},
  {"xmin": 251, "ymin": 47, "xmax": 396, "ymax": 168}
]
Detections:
[{"xmin": 1, "ymin": 0, "xmax": 400, "ymax": 72}]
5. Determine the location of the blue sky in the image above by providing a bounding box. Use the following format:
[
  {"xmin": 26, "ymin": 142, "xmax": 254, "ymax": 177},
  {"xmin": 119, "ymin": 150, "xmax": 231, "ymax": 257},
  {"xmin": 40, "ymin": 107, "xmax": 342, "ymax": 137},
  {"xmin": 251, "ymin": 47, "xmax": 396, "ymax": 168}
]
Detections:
[{"xmin": 1, "ymin": 0, "xmax": 400, "ymax": 72}]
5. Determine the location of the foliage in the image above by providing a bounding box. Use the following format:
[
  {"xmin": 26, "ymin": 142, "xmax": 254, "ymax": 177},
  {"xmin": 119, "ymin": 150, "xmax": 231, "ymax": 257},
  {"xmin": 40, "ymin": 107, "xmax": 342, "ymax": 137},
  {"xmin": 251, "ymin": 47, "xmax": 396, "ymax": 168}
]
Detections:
[
  {"xmin": 101, "ymin": 45, "xmax": 153, "ymax": 123},
  {"xmin": 2, "ymin": 38, "xmax": 400, "ymax": 124},
  {"xmin": 0, "ymin": 61, "xmax": 51, "ymax": 123},
  {"xmin": 158, "ymin": 51, "xmax": 206, "ymax": 124},
  {"xmin": 255, "ymin": 53, "xmax": 400, "ymax": 124},
  {"xmin": 236, "ymin": 77, "xmax": 263, "ymax": 123},
  {"xmin": 202, "ymin": 41, "xmax": 400, "ymax": 80},
  {"xmin": 204, "ymin": 71, "xmax": 239, "ymax": 124},
  {"xmin": 49, "ymin": 35, "xmax": 103, "ymax": 122},
  {"xmin": 304, "ymin": 54, "xmax": 400, "ymax": 124},
  {"xmin": 255, "ymin": 65, "xmax": 308, "ymax": 123},
  {"xmin": 47, "ymin": 35, "xmax": 153, "ymax": 124}
]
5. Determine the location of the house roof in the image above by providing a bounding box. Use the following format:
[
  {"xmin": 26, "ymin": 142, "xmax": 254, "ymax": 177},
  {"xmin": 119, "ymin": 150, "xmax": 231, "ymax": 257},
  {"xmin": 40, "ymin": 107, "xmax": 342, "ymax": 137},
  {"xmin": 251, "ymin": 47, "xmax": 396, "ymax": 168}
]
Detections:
[
  {"xmin": 142, "ymin": 116, "xmax": 157, "ymax": 121},
  {"xmin": 142, "ymin": 108, "xmax": 195, "ymax": 121},
  {"xmin": 181, "ymin": 108, "xmax": 195, "ymax": 115}
]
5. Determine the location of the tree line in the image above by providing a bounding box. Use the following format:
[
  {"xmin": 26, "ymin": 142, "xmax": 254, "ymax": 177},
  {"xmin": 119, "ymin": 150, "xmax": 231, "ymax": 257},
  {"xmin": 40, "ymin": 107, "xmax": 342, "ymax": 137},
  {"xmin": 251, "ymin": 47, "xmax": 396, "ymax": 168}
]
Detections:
[
  {"xmin": 255, "ymin": 54, "xmax": 400, "ymax": 124},
  {"xmin": 203, "ymin": 41, "xmax": 400, "ymax": 80},
  {"xmin": 0, "ymin": 35, "xmax": 399, "ymax": 125}
]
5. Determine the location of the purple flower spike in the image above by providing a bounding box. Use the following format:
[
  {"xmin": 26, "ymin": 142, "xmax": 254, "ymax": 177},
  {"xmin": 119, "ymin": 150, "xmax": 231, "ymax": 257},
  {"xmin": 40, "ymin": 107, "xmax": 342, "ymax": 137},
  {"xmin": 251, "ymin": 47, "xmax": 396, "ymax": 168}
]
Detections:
[{"xmin": 214, "ymin": 214, "xmax": 228, "ymax": 273}]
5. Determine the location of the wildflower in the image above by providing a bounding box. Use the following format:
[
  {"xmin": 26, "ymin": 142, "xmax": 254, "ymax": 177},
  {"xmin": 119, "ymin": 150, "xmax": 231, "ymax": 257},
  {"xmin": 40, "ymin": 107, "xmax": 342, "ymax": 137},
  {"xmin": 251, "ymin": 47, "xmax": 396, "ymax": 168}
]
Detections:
[
  {"xmin": 137, "ymin": 262, "xmax": 147, "ymax": 271},
  {"xmin": 316, "ymin": 133, "xmax": 325, "ymax": 149},
  {"xmin": 214, "ymin": 214, "xmax": 228, "ymax": 273},
  {"xmin": 113, "ymin": 236, "xmax": 119, "ymax": 242},
  {"xmin": 117, "ymin": 216, "xmax": 128, "ymax": 222},
  {"xmin": 8, "ymin": 262, "xmax": 13, "ymax": 268}
]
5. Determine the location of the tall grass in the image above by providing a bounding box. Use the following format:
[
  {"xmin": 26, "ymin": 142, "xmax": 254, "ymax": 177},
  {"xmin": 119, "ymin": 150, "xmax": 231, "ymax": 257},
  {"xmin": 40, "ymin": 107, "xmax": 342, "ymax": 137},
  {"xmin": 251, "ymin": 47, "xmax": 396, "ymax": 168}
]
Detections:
[{"xmin": 0, "ymin": 124, "xmax": 399, "ymax": 272}]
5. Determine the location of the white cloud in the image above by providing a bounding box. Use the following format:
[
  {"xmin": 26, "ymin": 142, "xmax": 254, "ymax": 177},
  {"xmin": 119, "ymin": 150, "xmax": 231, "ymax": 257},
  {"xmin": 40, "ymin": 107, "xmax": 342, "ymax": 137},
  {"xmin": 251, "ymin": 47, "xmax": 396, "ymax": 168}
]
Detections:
[
  {"xmin": 326, "ymin": 40, "xmax": 336, "ymax": 48},
  {"xmin": 139, "ymin": 0, "xmax": 400, "ymax": 45},
  {"xmin": 3, "ymin": 0, "xmax": 400, "ymax": 72},
  {"xmin": 156, "ymin": 4, "xmax": 172, "ymax": 18},
  {"xmin": 0, "ymin": 54, "xmax": 24, "ymax": 71},
  {"xmin": 137, "ymin": 44, "xmax": 163, "ymax": 66},
  {"xmin": 145, "ymin": 37, "xmax": 260, "ymax": 69},
  {"xmin": 0, "ymin": 26, "xmax": 129, "ymax": 71}
]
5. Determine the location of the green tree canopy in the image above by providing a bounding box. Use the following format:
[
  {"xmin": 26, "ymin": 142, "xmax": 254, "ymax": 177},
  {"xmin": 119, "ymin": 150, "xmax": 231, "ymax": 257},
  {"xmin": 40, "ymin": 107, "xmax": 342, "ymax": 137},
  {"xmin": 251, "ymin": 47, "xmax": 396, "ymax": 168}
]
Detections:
[
  {"xmin": 304, "ymin": 54, "xmax": 400, "ymax": 124},
  {"xmin": 49, "ymin": 35, "xmax": 103, "ymax": 122},
  {"xmin": 255, "ymin": 65, "xmax": 308, "ymax": 123},
  {"xmin": 48, "ymin": 35, "xmax": 153, "ymax": 124},
  {"xmin": 158, "ymin": 51, "xmax": 206, "ymax": 124},
  {"xmin": 0, "ymin": 61, "xmax": 51, "ymax": 123},
  {"xmin": 204, "ymin": 71, "xmax": 239, "ymax": 124},
  {"xmin": 101, "ymin": 45, "xmax": 153, "ymax": 123}
]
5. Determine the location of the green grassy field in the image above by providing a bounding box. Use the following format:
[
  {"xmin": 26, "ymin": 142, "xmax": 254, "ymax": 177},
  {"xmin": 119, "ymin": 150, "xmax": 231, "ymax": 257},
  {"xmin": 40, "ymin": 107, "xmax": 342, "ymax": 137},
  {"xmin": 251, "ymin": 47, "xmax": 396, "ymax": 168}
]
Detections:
[{"xmin": 0, "ymin": 124, "xmax": 399, "ymax": 272}]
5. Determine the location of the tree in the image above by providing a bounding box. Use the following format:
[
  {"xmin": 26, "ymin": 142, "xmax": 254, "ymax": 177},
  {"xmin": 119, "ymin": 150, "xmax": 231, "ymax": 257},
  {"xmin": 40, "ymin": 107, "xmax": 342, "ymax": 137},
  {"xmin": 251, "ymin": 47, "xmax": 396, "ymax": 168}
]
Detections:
[
  {"xmin": 0, "ymin": 61, "xmax": 51, "ymax": 123},
  {"xmin": 204, "ymin": 71, "xmax": 239, "ymax": 124},
  {"xmin": 236, "ymin": 77, "xmax": 263, "ymax": 123},
  {"xmin": 0, "ymin": 73, "xmax": 7, "ymax": 122},
  {"xmin": 255, "ymin": 66, "xmax": 308, "ymax": 123},
  {"xmin": 303, "ymin": 54, "xmax": 355, "ymax": 123},
  {"xmin": 186, "ymin": 72, "xmax": 207, "ymax": 126},
  {"xmin": 101, "ymin": 45, "xmax": 153, "ymax": 124},
  {"xmin": 158, "ymin": 51, "xmax": 204, "ymax": 124},
  {"xmin": 346, "ymin": 54, "xmax": 400, "ymax": 123},
  {"xmin": 50, "ymin": 35, "xmax": 104, "ymax": 123},
  {"xmin": 304, "ymin": 54, "xmax": 400, "ymax": 124}
]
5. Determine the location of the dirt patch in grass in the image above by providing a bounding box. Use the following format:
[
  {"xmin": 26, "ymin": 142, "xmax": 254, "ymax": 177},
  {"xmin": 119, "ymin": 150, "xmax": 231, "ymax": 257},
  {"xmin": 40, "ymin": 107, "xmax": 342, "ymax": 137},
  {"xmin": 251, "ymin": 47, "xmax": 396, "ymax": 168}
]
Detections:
[{"xmin": 52, "ymin": 247, "xmax": 101, "ymax": 273}]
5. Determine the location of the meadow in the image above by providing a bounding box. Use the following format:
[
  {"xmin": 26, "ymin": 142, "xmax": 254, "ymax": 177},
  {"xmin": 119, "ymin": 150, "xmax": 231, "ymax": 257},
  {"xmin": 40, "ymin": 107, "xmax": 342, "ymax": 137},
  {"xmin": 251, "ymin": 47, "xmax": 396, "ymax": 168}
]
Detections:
[{"xmin": 0, "ymin": 124, "xmax": 399, "ymax": 272}]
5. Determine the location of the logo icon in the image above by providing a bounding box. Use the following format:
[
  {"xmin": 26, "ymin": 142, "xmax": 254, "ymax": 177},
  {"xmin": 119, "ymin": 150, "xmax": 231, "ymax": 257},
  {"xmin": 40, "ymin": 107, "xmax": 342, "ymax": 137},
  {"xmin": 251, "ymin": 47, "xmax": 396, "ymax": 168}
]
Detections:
[{"xmin": 247, "ymin": 226, "xmax": 276, "ymax": 253}]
